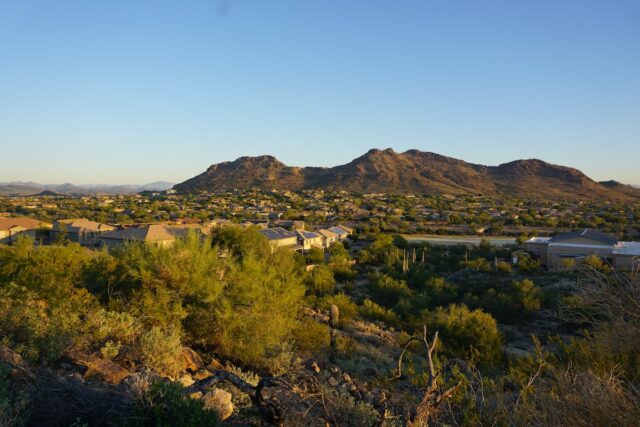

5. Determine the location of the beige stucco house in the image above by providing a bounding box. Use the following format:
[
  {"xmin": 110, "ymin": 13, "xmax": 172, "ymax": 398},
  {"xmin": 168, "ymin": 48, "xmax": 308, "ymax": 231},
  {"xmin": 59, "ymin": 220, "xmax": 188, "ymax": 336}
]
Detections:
[
  {"xmin": 98, "ymin": 224, "xmax": 204, "ymax": 249},
  {"xmin": 51, "ymin": 219, "xmax": 116, "ymax": 246},
  {"xmin": 0, "ymin": 217, "xmax": 51, "ymax": 244}
]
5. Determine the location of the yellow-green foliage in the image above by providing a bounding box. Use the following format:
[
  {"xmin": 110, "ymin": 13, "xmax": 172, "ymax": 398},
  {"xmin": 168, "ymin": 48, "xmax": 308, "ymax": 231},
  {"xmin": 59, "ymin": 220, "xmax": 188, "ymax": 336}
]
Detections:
[
  {"xmin": 138, "ymin": 327, "xmax": 183, "ymax": 377},
  {"xmin": 213, "ymin": 248, "xmax": 305, "ymax": 371},
  {"xmin": 360, "ymin": 299, "xmax": 399, "ymax": 326},
  {"xmin": 293, "ymin": 318, "xmax": 330, "ymax": 355},
  {"xmin": 319, "ymin": 293, "xmax": 358, "ymax": 328},
  {"xmin": 304, "ymin": 264, "xmax": 335, "ymax": 295},
  {"xmin": 430, "ymin": 304, "xmax": 502, "ymax": 368}
]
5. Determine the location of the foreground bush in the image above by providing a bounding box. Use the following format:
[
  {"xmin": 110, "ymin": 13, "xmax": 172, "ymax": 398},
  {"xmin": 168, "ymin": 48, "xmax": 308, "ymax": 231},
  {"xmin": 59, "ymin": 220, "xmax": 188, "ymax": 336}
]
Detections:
[{"xmin": 136, "ymin": 382, "xmax": 220, "ymax": 427}]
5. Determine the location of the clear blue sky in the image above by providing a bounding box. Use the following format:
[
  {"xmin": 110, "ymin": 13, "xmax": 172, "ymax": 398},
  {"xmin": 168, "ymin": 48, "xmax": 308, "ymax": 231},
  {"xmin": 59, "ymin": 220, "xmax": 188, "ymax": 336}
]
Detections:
[{"xmin": 1, "ymin": 0, "xmax": 639, "ymax": 185}]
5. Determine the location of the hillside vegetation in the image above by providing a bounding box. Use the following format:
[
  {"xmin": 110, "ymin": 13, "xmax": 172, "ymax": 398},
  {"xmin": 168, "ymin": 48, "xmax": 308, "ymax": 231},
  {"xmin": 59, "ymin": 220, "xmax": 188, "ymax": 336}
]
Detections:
[{"xmin": 0, "ymin": 228, "xmax": 639, "ymax": 426}]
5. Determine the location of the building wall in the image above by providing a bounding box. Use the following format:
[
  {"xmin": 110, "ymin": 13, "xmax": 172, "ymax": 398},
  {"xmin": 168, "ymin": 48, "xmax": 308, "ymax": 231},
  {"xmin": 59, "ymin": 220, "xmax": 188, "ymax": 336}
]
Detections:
[
  {"xmin": 523, "ymin": 241, "xmax": 549, "ymax": 264},
  {"xmin": 547, "ymin": 244, "xmax": 613, "ymax": 270}
]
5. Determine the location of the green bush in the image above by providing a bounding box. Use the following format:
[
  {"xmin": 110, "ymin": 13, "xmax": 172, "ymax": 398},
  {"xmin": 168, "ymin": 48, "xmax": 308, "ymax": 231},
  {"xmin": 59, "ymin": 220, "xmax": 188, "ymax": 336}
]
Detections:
[
  {"xmin": 430, "ymin": 304, "xmax": 502, "ymax": 369},
  {"xmin": 319, "ymin": 293, "xmax": 358, "ymax": 328},
  {"xmin": 360, "ymin": 299, "xmax": 399, "ymax": 327},
  {"xmin": 304, "ymin": 264, "xmax": 335, "ymax": 295},
  {"xmin": 293, "ymin": 318, "xmax": 330, "ymax": 355},
  {"xmin": 370, "ymin": 273, "xmax": 411, "ymax": 307},
  {"xmin": 136, "ymin": 382, "xmax": 220, "ymax": 427},
  {"xmin": 138, "ymin": 327, "xmax": 183, "ymax": 377}
]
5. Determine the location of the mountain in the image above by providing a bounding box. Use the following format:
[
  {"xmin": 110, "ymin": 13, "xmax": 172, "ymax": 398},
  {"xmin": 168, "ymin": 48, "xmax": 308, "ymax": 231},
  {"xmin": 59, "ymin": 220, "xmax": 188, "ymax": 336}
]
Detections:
[
  {"xmin": 174, "ymin": 149, "xmax": 640, "ymax": 201},
  {"xmin": 0, "ymin": 181, "xmax": 174, "ymax": 196}
]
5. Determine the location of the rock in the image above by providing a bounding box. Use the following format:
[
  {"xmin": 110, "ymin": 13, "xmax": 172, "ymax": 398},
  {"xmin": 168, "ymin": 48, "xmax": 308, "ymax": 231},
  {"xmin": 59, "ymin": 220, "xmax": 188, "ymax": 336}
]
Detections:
[
  {"xmin": 207, "ymin": 358, "xmax": 225, "ymax": 371},
  {"xmin": 202, "ymin": 388, "xmax": 234, "ymax": 421},
  {"xmin": 189, "ymin": 391, "xmax": 204, "ymax": 400},
  {"xmin": 194, "ymin": 369, "xmax": 213, "ymax": 380},
  {"xmin": 83, "ymin": 358, "xmax": 130, "ymax": 385},
  {"xmin": 305, "ymin": 359, "xmax": 321, "ymax": 374},
  {"xmin": 327, "ymin": 376, "xmax": 339, "ymax": 387},
  {"xmin": 177, "ymin": 374, "xmax": 195, "ymax": 387},
  {"xmin": 181, "ymin": 347, "xmax": 204, "ymax": 372},
  {"xmin": 342, "ymin": 373, "xmax": 352, "ymax": 383}
]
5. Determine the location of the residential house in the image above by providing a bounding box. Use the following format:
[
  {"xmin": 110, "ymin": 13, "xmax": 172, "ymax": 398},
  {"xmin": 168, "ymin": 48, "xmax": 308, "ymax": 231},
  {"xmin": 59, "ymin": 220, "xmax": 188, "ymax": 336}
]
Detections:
[
  {"xmin": 258, "ymin": 227, "xmax": 301, "ymax": 251},
  {"xmin": 0, "ymin": 217, "xmax": 51, "ymax": 244},
  {"xmin": 51, "ymin": 219, "xmax": 115, "ymax": 246},
  {"xmin": 296, "ymin": 230, "xmax": 324, "ymax": 251},
  {"xmin": 98, "ymin": 224, "xmax": 204, "ymax": 249},
  {"xmin": 326, "ymin": 225, "xmax": 353, "ymax": 241},
  {"xmin": 317, "ymin": 228, "xmax": 339, "ymax": 248}
]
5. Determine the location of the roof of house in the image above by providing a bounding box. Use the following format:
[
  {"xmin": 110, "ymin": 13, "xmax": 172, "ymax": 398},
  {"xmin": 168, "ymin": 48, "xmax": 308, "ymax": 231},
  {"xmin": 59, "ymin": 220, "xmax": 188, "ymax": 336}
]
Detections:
[
  {"xmin": 0, "ymin": 217, "xmax": 50, "ymax": 231},
  {"xmin": 317, "ymin": 229, "xmax": 338, "ymax": 239},
  {"xmin": 258, "ymin": 228, "xmax": 296, "ymax": 241},
  {"xmin": 614, "ymin": 241, "xmax": 640, "ymax": 256},
  {"xmin": 327, "ymin": 225, "xmax": 352, "ymax": 236},
  {"xmin": 525, "ymin": 237, "xmax": 551, "ymax": 243},
  {"xmin": 99, "ymin": 224, "xmax": 199, "ymax": 242},
  {"xmin": 296, "ymin": 230, "xmax": 321, "ymax": 240},
  {"xmin": 54, "ymin": 219, "xmax": 115, "ymax": 233},
  {"xmin": 549, "ymin": 229, "xmax": 618, "ymax": 246}
]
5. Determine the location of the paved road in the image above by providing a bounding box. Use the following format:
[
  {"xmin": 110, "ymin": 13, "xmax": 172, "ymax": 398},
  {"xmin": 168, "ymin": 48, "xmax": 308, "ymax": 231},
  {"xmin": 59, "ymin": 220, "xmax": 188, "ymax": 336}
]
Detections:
[{"xmin": 402, "ymin": 234, "xmax": 517, "ymax": 247}]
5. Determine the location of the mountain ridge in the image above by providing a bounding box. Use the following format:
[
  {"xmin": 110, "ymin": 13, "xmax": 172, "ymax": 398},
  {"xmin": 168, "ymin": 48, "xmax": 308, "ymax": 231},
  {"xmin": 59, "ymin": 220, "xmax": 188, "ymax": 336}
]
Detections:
[
  {"xmin": 173, "ymin": 149, "xmax": 640, "ymax": 201},
  {"xmin": 0, "ymin": 181, "xmax": 175, "ymax": 196}
]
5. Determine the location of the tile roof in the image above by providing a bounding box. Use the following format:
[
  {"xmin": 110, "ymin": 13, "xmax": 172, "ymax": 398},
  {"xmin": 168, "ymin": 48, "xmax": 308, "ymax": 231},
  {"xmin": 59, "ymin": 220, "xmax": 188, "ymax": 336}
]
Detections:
[
  {"xmin": 99, "ymin": 224, "xmax": 198, "ymax": 242},
  {"xmin": 0, "ymin": 217, "xmax": 50, "ymax": 231}
]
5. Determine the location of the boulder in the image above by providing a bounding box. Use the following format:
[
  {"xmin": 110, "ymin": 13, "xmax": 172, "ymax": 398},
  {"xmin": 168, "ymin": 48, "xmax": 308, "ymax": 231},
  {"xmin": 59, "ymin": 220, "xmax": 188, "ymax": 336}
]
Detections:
[
  {"xmin": 177, "ymin": 374, "xmax": 195, "ymax": 387},
  {"xmin": 181, "ymin": 347, "xmax": 204, "ymax": 372},
  {"xmin": 194, "ymin": 369, "xmax": 214, "ymax": 380},
  {"xmin": 202, "ymin": 388, "xmax": 234, "ymax": 421},
  {"xmin": 83, "ymin": 358, "xmax": 130, "ymax": 385}
]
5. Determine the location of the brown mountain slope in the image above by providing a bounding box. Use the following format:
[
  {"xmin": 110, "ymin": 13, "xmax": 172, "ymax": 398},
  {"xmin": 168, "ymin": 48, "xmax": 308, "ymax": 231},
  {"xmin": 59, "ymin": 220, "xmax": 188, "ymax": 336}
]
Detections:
[{"xmin": 173, "ymin": 149, "xmax": 639, "ymax": 201}]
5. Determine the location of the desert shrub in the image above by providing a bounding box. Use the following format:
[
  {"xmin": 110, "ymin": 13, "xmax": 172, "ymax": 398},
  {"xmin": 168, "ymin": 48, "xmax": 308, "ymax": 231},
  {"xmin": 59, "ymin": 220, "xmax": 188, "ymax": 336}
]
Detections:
[
  {"xmin": 304, "ymin": 264, "xmax": 335, "ymax": 295},
  {"xmin": 81, "ymin": 308, "xmax": 140, "ymax": 348},
  {"xmin": 360, "ymin": 299, "xmax": 399, "ymax": 327},
  {"xmin": 138, "ymin": 327, "xmax": 183, "ymax": 377},
  {"xmin": 326, "ymin": 390, "xmax": 379, "ymax": 426},
  {"xmin": 517, "ymin": 254, "xmax": 541, "ymax": 273},
  {"xmin": 209, "ymin": 225, "xmax": 271, "ymax": 260},
  {"xmin": 463, "ymin": 257, "xmax": 492, "ymax": 272},
  {"xmin": 0, "ymin": 237, "xmax": 93, "ymax": 304},
  {"xmin": 512, "ymin": 279, "xmax": 542, "ymax": 311},
  {"xmin": 430, "ymin": 304, "xmax": 502, "ymax": 369},
  {"xmin": 495, "ymin": 261, "xmax": 512, "ymax": 274},
  {"xmin": 370, "ymin": 273, "xmax": 411, "ymax": 307},
  {"xmin": 114, "ymin": 234, "xmax": 227, "ymax": 330},
  {"xmin": 0, "ymin": 364, "xmax": 29, "ymax": 427},
  {"xmin": 305, "ymin": 247, "xmax": 325, "ymax": 264},
  {"xmin": 0, "ymin": 283, "xmax": 92, "ymax": 363},
  {"xmin": 581, "ymin": 254, "xmax": 612, "ymax": 273},
  {"xmin": 136, "ymin": 382, "xmax": 220, "ymax": 427},
  {"xmin": 293, "ymin": 318, "xmax": 330, "ymax": 355},
  {"xmin": 213, "ymin": 250, "xmax": 305, "ymax": 371},
  {"xmin": 319, "ymin": 293, "xmax": 358, "ymax": 328}
]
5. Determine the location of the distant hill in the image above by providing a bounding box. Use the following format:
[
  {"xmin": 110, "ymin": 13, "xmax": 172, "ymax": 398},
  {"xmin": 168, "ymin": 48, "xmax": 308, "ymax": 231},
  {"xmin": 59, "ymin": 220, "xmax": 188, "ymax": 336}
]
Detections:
[
  {"xmin": 0, "ymin": 181, "xmax": 174, "ymax": 196},
  {"xmin": 174, "ymin": 149, "xmax": 640, "ymax": 201}
]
